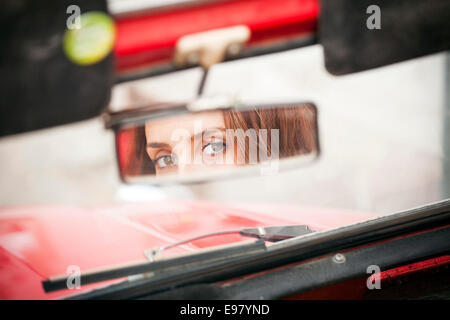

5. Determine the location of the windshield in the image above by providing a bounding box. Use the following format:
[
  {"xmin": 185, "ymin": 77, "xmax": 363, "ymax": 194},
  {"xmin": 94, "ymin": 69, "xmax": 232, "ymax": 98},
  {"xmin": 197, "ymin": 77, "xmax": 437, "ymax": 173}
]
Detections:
[
  {"xmin": 2, "ymin": 47, "xmax": 448, "ymax": 211},
  {"xmin": 0, "ymin": 46, "xmax": 449, "ymax": 297}
]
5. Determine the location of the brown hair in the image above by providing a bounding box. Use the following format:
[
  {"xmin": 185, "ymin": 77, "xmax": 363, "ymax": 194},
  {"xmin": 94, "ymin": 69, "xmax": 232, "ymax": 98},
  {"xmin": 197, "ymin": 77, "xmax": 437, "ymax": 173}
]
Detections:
[{"xmin": 223, "ymin": 104, "xmax": 317, "ymax": 162}]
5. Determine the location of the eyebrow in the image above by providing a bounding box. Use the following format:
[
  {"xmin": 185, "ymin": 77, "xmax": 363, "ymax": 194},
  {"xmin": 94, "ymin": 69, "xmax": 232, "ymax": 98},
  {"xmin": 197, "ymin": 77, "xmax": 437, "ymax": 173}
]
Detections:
[
  {"xmin": 147, "ymin": 127, "xmax": 226, "ymax": 148},
  {"xmin": 191, "ymin": 127, "xmax": 226, "ymax": 143},
  {"xmin": 146, "ymin": 142, "xmax": 171, "ymax": 149}
]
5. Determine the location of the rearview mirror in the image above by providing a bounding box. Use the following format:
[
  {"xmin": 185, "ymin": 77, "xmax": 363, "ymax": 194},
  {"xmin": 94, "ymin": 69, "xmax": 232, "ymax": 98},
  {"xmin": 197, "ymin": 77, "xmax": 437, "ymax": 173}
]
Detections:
[{"xmin": 107, "ymin": 103, "xmax": 319, "ymax": 184}]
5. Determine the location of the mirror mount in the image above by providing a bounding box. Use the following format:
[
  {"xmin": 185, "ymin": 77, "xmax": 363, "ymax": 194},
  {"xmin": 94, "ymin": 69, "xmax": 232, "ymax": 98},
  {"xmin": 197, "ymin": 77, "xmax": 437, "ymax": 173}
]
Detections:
[{"xmin": 174, "ymin": 25, "xmax": 251, "ymax": 97}]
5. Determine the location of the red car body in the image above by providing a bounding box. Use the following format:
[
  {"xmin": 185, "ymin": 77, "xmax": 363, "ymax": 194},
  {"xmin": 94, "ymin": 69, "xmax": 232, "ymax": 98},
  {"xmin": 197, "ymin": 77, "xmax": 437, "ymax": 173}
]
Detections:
[{"xmin": 0, "ymin": 201, "xmax": 374, "ymax": 299}]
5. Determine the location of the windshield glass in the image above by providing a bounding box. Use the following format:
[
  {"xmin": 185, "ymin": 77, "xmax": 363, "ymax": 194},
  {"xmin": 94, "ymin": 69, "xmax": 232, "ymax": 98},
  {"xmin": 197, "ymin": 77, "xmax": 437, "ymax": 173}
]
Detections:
[
  {"xmin": 0, "ymin": 46, "xmax": 449, "ymax": 287},
  {"xmin": 3, "ymin": 46, "xmax": 448, "ymax": 211}
]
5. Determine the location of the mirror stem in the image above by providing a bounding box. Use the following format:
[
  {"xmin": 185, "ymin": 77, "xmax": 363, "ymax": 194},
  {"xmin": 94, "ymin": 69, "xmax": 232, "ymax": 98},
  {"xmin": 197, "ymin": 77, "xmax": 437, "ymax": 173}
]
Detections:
[{"xmin": 197, "ymin": 69, "xmax": 209, "ymax": 97}]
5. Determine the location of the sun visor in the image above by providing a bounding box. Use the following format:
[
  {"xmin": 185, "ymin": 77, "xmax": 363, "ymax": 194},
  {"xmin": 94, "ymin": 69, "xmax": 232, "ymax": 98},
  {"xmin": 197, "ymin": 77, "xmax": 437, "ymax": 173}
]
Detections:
[
  {"xmin": 319, "ymin": 0, "xmax": 450, "ymax": 75},
  {"xmin": 0, "ymin": 0, "xmax": 114, "ymax": 137}
]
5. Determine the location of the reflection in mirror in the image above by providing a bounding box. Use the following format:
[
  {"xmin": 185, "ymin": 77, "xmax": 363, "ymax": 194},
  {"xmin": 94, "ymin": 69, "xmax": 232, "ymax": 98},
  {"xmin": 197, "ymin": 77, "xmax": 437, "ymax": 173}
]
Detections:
[{"xmin": 114, "ymin": 103, "xmax": 319, "ymax": 184}]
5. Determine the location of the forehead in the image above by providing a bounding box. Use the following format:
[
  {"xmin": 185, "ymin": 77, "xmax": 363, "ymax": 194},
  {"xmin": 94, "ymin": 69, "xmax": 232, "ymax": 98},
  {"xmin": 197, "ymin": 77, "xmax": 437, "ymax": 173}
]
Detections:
[{"xmin": 145, "ymin": 110, "xmax": 225, "ymax": 144}]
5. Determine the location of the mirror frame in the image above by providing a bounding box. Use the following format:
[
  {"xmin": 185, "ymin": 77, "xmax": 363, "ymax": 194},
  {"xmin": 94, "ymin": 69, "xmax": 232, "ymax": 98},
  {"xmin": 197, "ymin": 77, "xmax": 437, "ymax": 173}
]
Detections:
[{"xmin": 105, "ymin": 101, "xmax": 321, "ymax": 185}]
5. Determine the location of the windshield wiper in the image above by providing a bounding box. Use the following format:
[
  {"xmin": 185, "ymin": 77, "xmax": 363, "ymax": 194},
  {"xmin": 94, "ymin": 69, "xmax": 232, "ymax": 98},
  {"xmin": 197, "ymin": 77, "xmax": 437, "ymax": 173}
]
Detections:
[
  {"xmin": 43, "ymin": 225, "xmax": 313, "ymax": 293},
  {"xmin": 145, "ymin": 225, "xmax": 314, "ymax": 261}
]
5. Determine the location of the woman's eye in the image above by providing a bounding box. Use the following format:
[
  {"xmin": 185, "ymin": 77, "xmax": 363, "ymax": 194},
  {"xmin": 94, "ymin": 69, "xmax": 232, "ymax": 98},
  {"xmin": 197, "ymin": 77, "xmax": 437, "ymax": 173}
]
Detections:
[
  {"xmin": 203, "ymin": 142, "xmax": 226, "ymax": 156},
  {"xmin": 155, "ymin": 154, "xmax": 177, "ymax": 168}
]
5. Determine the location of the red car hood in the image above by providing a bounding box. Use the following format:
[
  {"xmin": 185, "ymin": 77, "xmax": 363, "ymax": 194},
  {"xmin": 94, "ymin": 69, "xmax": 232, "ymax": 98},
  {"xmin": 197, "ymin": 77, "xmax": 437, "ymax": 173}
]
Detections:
[{"xmin": 0, "ymin": 200, "xmax": 376, "ymax": 299}]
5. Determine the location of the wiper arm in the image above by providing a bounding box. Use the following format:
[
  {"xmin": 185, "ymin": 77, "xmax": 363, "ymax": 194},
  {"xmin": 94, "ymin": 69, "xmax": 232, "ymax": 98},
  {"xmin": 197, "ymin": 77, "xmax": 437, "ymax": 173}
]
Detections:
[
  {"xmin": 145, "ymin": 225, "xmax": 314, "ymax": 261},
  {"xmin": 240, "ymin": 225, "xmax": 314, "ymax": 241}
]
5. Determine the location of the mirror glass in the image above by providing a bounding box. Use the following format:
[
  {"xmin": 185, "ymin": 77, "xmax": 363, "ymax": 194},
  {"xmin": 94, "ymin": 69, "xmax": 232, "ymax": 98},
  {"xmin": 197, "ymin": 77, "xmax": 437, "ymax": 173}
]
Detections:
[{"xmin": 113, "ymin": 103, "xmax": 319, "ymax": 184}]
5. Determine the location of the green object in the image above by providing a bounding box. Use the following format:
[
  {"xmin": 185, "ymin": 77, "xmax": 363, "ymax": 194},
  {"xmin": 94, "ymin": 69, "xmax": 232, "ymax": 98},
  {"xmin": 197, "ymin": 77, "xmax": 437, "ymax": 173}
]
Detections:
[{"xmin": 63, "ymin": 11, "xmax": 116, "ymax": 66}]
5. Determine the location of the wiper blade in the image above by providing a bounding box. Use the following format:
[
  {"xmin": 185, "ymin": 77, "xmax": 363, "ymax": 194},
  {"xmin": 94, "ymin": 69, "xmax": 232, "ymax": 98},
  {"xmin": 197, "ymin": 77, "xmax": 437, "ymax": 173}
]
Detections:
[
  {"xmin": 43, "ymin": 224, "xmax": 313, "ymax": 293},
  {"xmin": 42, "ymin": 238, "xmax": 266, "ymax": 293}
]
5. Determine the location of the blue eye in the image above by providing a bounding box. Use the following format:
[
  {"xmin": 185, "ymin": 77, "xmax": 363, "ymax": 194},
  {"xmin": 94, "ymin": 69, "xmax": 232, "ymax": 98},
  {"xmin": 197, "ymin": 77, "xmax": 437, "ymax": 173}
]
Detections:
[
  {"xmin": 203, "ymin": 142, "xmax": 226, "ymax": 156},
  {"xmin": 155, "ymin": 154, "xmax": 177, "ymax": 168}
]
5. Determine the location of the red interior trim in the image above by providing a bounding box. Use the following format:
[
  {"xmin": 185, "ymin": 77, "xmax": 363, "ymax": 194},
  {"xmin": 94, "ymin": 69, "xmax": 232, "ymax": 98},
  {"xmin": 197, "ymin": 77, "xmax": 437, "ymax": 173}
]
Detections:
[{"xmin": 114, "ymin": 0, "xmax": 319, "ymax": 72}]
